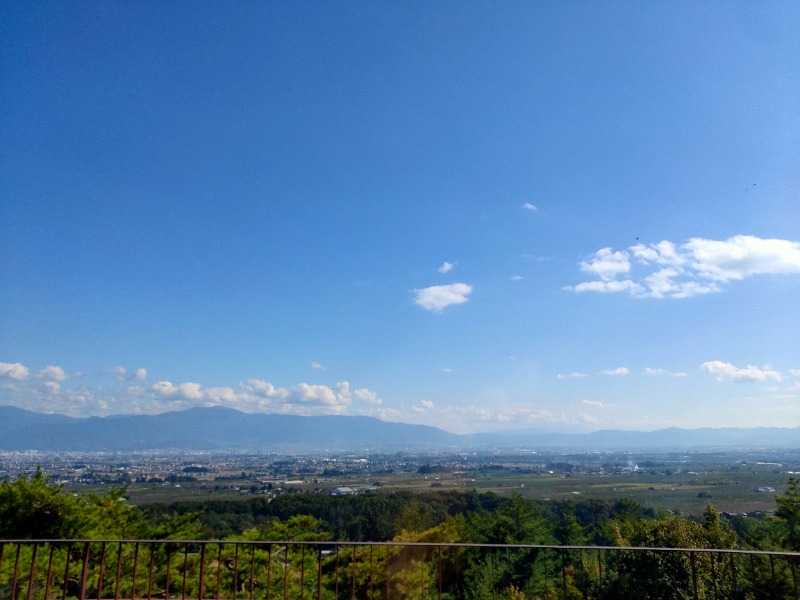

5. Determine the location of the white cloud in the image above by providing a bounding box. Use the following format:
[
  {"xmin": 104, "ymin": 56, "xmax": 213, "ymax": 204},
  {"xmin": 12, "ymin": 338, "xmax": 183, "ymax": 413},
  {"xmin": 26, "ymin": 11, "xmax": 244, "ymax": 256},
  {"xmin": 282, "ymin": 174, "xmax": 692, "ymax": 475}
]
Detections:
[
  {"xmin": 135, "ymin": 368, "xmax": 147, "ymax": 381},
  {"xmin": 581, "ymin": 399, "xmax": 603, "ymax": 408},
  {"xmin": 685, "ymin": 236, "xmax": 800, "ymax": 282},
  {"xmin": 438, "ymin": 261, "xmax": 455, "ymax": 274},
  {"xmin": 37, "ymin": 365, "xmax": 68, "ymax": 381},
  {"xmin": 414, "ymin": 283, "xmax": 473, "ymax": 312},
  {"xmin": 557, "ymin": 372, "xmax": 587, "ymax": 379},
  {"xmin": 701, "ymin": 361, "xmax": 782, "ymax": 383},
  {"xmin": 354, "ymin": 388, "xmax": 382, "ymax": 405},
  {"xmin": 311, "ymin": 362, "xmax": 326, "ymax": 370},
  {"xmin": 568, "ymin": 280, "xmax": 644, "ymax": 294},
  {"xmin": 108, "ymin": 366, "xmax": 127, "ymax": 381},
  {"xmin": 0, "ymin": 362, "xmax": 30, "ymax": 380},
  {"xmin": 522, "ymin": 203, "xmax": 538, "ymax": 211},
  {"xmin": 412, "ymin": 400, "xmax": 435, "ymax": 413},
  {"xmin": 569, "ymin": 235, "xmax": 800, "ymax": 299},
  {"xmin": 600, "ymin": 367, "xmax": 629, "ymax": 376},
  {"xmin": 644, "ymin": 368, "xmax": 668, "ymax": 376},
  {"xmin": 44, "ymin": 381, "xmax": 61, "ymax": 394},
  {"xmin": 580, "ymin": 248, "xmax": 632, "ymax": 281},
  {"xmin": 152, "ymin": 380, "xmax": 204, "ymax": 400},
  {"xmin": 511, "ymin": 275, "xmax": 523, "ymax": 281},
  {"xmin": 644, "ymin": 367, "xmax": 690, "ymax": 377},
  {"xmin": 440, "ymin": 367, "xmax": 453, "ymax": 373}
]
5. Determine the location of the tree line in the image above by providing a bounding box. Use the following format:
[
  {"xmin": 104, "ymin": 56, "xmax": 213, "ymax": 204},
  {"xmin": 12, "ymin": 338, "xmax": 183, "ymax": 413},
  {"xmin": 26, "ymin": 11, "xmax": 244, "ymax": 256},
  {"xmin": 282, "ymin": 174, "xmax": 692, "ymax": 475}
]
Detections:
[{"xmin": 1, "ymin": 468, "xmax": 798, "ymax": 598}]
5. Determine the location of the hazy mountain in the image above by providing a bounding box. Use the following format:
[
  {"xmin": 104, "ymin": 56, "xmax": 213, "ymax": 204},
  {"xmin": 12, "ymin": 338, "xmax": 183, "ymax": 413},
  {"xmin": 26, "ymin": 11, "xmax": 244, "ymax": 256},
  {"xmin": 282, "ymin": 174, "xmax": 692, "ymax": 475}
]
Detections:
[{"xmin": 0, "ymin": 406, "xmax": 797, "ymax": 452}]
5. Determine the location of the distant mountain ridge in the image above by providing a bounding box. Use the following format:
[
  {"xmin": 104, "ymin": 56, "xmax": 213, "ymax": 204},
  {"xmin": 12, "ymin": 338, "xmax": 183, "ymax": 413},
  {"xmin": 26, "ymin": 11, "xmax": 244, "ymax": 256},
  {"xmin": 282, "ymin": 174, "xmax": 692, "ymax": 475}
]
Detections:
[{"xmin": 0, "ymin": 406, "xmax": 797, "ymax": 452}]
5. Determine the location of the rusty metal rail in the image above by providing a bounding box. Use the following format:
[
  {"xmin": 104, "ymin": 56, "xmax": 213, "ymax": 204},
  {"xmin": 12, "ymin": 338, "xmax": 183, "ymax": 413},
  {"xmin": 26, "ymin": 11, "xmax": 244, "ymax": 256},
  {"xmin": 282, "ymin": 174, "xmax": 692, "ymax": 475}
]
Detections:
[{"xmin": 0, "ymin": 539, "xmax": 798, "ymax": 599}]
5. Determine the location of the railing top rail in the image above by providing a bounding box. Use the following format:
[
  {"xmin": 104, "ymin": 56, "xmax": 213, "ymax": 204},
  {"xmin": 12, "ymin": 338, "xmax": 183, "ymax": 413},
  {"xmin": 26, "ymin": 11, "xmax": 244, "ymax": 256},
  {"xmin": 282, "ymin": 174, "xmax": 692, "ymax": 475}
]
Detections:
[{"xmin": 2, "ymin": 538, "xmax": 798, "ymax": 558}]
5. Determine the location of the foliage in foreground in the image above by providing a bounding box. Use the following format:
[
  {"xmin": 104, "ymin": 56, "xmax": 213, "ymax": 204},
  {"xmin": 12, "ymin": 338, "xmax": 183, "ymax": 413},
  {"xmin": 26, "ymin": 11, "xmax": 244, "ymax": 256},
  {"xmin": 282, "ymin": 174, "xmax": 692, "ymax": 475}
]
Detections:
[{"xmin": 1, "ymin": 471, "xmax": 799, "ymax": 598}]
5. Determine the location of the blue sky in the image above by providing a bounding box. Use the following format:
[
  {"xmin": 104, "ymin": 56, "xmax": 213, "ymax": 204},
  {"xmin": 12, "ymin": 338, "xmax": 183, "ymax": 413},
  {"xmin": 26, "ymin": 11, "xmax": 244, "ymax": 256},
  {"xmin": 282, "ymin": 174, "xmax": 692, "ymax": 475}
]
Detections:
[{"xmin": 2, "ymin": 2, "xmax": 799, "ymax": 433}]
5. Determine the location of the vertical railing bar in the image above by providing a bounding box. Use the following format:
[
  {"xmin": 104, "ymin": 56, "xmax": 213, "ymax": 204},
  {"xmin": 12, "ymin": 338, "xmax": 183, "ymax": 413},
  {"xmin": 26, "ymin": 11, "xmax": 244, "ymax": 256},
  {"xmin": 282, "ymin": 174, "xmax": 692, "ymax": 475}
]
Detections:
[
  {"xmin": 791, "ymin": 556, "xmax": 798, "ymax": 600},
  {"xmin": 248, "ymin": 544, "xmax": 255, "ymax": 600},
  {"xmin": 419, "ymin": 547, "xmax": 425, "ymax": 599},
  {"xmin": 690, "ymin": 551, "xmax": 698, "ymax": 600},
  {"xmin": 11, "ymin": 543, "xmax": 22, "ymax": 600},
  {"xmin": 730, "ymin": 552, "xmax": 737, "ymax": 598},
  {"xmin": 437, "ymin": 546, "xmax": 442, "ymax": 600},
  {"xmin": 215, "ymin": 544, "xmax": 223, "ymax": 600},
  {"xmin": 561, "ymin": 549, "xmax": 568, "ymax": 600},
  {"xmin": 334, "ymin": 545, "xmax": 339, "ymax": 600},
  {"xmin": 96, "ymin": 541, "xmax": 107, "ymax": 600},
  {"xmin": 769, "ymin": 554, "xmax": 776, "ymax": 600},
  {"xmin": 233, "ymin": 543, "xmax": 239, "ymax": 600},
  {"xmin": 282, "ymin": 545, "xmax": 289, "ymax": 600},
  {"xmin": 351, "ymin": 546, "xmax": 357, "ymax": 600},
  {"xmin": 709, "ymin": 549, "xmax": 717, "ymax": 598},
  {"xmin": 597, "ymin": 549, "xmax": 602, "ymax": 600},
  {"xmin": 147, "ymin": 543, "xmax": 155, "ymax": 600},
  {"xmin": 26, "ymin": 542, "xmax": 39, "ymax": 600},
  {"xmin": 299, "ymin": 544, "xmax": 305, "ymax": 600},
  {"xmin": 181, "ymin": 544, "xmax": 189, "ymax": 600},
  {"xmin": 45, "ymin": 543, "xmax": 56, "ymax": 600},
  {"xmin": 131, "ymin": 542, "xmax": 139, "ymax": 600},
  {"xmin": 316, "ymin": 547, "xmax": 323, "ymax": 600},
  {"xmin": 368, "ymin": 545, "xmax": 373, "ymax": 599},
  {"xmin": 543, "ymin": 548, "xmax": 549, "ymax": 600},
  {"xmin": 265, "ymin": 544, "xmax": 272, "ymax": 600},
  {"xmin": 79, "ymin": 541, "xmax": 91, "ymax": 600},
  {"xmin": 385, "ymin": 545, "xmax": 390, "ymax": 600},
  {"xmin": 62, "ymin": 543, "xmax": 73, "ymax": 600},
  {"xmin": 114, "ymin": 542, "xmax": 123, "ymax": 600},
  {"xmin": 165, "ymin": 546, "xmax": 172, "ymax": 600},
  {"xmin": 198, "ymin": 543, "xmax": 207, "ymax": 600}
]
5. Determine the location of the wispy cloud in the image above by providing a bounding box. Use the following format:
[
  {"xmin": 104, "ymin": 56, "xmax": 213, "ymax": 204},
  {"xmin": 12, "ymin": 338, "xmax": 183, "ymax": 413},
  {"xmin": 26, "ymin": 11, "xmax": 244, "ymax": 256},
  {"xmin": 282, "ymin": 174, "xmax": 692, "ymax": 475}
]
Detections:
[
  {"xmin": 557, "ymin": 372, "xmax": 587, "ymax": 379},
  {"xmin": 511, "ymin": 275, "xmax": 523, "ymax": 281},
  {"xmin": 37, "ymin": 365, "xmax": 68, "ymax": 381},
  {"xmin": 438, "ymin": 261, "xmax": 455, "ymax": 274},
  {"xmin": 644, "ymin": 368, "xmax": 688, "ymax": 377},
  {"xmin": 521, "ymin": 203, "xmax": 538, "ymax": 211},
  {"xmin": 311, "ymin": 362, "xmax": 326, "ymax": 370},
  {"xmin": 414, "ymin": 283, "xmax": 473, "ymax": 312},
  {"xmin": 701, "ymin": 361, "xmax": 782, "ymax": 383},
  {"xmin": 566, "ymin": 235, "xmax": 800, "ymax": 299},
  {"xmin": 581, "ymin": 399, "xmax": 603, "ymax": 408},
  {"xmin": 600, "ymin": 367, "xmax": 629, "ymax": 376}
]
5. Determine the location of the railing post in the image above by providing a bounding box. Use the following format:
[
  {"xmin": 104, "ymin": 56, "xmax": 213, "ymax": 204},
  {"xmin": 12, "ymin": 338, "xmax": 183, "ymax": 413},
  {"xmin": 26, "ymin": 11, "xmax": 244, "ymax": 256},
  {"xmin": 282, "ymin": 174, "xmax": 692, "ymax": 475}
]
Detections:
[
  {"xmin": 115, "ymin": 542, "xmax": 123, "ymax": 600},
  {"xmin": 131, "ymin": 543, "xmax": 140, "ymax": 600},
  {"xmin": 561, "ymin": 549, "xmax": 568, "ymax": 600},
  {"xmin": 26, "ymin": 541, "xmax": 39, "ymax": 600},
  {"xmin": 45, "ymin": 543, "xmax": 56, "ymax": 600},
  {"xmin": 266, "ymin": 544, "xmax": 272, "ymax": 600},
  {"xmin": 11, "ymin": 543, "xmax": 21, "ymax": 600},
  {"xmin": 317, "ymin": 547, "xmax": 323, "ymax": 600},
  {"xmin": 690, "ymin": 551, "xmax": 698, "ymax": 600},
  {"xmin": 62, "ymin": 543, "xmax": 73, "ymax": 600},
  {"xmin": 96, "ymin": 541, "xmax": 106, "ymax": 600},
  {"xmin": 300, "ymin": 543, "xmax": 305, "ymax": 600},
  {"xmin": 79, "ymin": 541, "xmax": 91, "ymax": 600},
  {"xmin": 147, "ymin": 543, "xmax": 155, "ymax": 600},
  {"xmin": 198, "ymin": 543, "xmax": 207, "ymax": 600}
]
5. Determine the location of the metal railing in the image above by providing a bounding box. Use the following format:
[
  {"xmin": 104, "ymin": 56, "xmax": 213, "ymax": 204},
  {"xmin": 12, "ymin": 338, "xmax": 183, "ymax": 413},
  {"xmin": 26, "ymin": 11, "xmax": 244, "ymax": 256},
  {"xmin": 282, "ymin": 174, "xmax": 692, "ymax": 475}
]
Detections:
[{"xmin": 0, "ymin": 539, "xmax": 798, "ymax": 600}]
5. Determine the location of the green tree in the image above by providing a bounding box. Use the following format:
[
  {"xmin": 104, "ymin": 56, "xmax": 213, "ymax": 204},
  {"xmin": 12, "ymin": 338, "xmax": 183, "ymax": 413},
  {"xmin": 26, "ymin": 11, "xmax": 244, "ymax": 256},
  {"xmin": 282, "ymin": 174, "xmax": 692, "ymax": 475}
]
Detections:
[
  {"xmin": 0, "ymin": 466, "xmax": 84, "ymax": 538},
  {"xmin": 774, "ymin": 476, "xmax": 800, "ymax": 551}
]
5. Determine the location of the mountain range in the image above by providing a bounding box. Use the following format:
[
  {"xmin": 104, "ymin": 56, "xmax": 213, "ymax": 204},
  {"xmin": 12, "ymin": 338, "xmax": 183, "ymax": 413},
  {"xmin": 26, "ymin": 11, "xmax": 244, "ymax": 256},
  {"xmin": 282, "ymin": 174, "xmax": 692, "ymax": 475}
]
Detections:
[{"xmin": 0, "ymin": 406, "xmax": 797, "ymax": 452}]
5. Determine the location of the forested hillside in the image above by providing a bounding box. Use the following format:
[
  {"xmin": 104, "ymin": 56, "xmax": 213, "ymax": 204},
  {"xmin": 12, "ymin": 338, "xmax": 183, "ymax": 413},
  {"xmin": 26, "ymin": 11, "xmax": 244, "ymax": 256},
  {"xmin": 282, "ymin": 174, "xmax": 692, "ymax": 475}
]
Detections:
[{"xmin": 1, "ymin": 470, "xmax": 799, "ymax": 598}]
